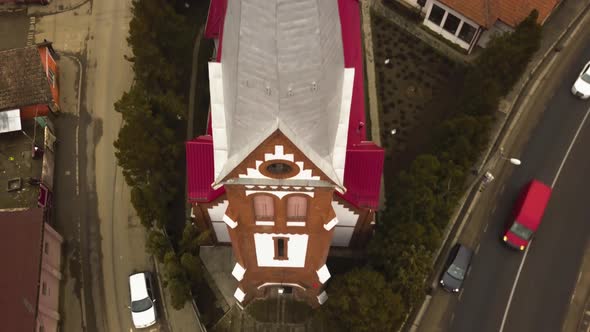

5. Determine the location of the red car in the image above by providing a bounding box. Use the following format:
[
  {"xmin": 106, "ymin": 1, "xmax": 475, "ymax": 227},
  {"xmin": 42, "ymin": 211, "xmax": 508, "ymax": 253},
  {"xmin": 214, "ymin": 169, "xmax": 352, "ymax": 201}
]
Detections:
[{"xmin": 503, "ymin": 180, "xmax": 552, "ymax": 251}]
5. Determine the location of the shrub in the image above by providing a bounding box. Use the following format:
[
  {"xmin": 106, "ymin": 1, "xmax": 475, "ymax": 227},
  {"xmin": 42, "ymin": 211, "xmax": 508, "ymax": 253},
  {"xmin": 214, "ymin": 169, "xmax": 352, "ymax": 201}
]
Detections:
[{"xmin": 320, "ymin": 268, "xmax": 405, "ymax": 331}]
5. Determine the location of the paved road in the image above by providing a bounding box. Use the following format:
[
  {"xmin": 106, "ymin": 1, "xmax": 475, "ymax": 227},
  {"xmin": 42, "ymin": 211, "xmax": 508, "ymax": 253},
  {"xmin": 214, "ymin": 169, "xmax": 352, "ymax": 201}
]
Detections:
[
  {"xmin": 0, "ymin": 11, "xmax": 29, "ymax": 49},
  {"xmin": 446, "ymin": 19, "xmax": 590, "ymax": 332}
]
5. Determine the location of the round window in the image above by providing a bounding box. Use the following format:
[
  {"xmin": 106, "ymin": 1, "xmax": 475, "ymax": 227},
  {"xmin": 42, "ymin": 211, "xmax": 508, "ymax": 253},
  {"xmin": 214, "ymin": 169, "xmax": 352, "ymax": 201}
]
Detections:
[{"xmin": 266, "ymin": 162, "xmax": 292, "ymax": 175}]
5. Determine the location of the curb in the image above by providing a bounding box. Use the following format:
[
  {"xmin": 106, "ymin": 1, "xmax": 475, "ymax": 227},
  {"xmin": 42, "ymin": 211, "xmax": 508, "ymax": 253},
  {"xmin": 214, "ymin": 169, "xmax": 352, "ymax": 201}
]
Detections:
[
  {"xmin": 407, "ymin": 1, "xmax": 590, "ymax": 331},
  {"xmin": 27, "ymin": 0, "xmax": 91, "ymax": 17}
]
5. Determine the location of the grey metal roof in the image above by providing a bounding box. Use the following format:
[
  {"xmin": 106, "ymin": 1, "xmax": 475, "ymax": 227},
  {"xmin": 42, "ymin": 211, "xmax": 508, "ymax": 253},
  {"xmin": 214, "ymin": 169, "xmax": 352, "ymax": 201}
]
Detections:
[
  {"xmin": 212, "ymin": 0, "xmax": 350, "ymax": 188},
  {"xmin": 0, "ymin": 46, "xmax": 53, "ymax": 111}
]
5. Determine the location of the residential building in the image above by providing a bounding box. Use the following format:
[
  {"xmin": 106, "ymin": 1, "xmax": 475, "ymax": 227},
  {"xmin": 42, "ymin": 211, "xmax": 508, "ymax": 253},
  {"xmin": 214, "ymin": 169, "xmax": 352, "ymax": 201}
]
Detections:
[
  {"xmin": 187, "ymin": 0, "xmax": 384, "ymax": 307},
  {"xmin": 401, "ymin": 0, "xmax": 562, "ymax": 53},
  {"xmin": 0, "ymin": 41, "xmax": 60, "ymax": 119},
  {"xmin": 0, "ymin": 42, "xmax": 61, "ymax": 331},
  {"xmin": 0, "ymin": 208, "xmax": 63, "ymax": 332}
]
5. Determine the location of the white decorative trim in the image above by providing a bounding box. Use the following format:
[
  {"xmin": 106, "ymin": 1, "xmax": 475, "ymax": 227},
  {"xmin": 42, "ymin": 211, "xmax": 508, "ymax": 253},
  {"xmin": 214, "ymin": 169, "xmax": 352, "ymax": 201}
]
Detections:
[
  {"xmin": 254, "ymin": 233, "xmax": 309, "ymax": 267},
  {"xmin": 234, "ymin": 287, "xmax": 246, "ymax": 302},
  {"xmin": 332, "ymin": 68, "xmax": 355, "ymax": 182},
  {"xmin": 245, "ymin": 185, "xmax": 255, "ymax": 189},
  {"xmin": 255, "ymin": 221, "xmax": 275, "ymax": 226},
  {"xmin": 256, "ymin": 282, "xmax": 306, "ymax": 290},
  {"xmin": 263, "ymin": 145, "xmax": 294, "ymax": 162},
  {"xmin": 270, "ymin": 185, "xmax": 278, "ymax": 189},
  {"xmin": 208, "ymin": 62, "xmax": 228, "ymax": 179},
  {"xmin": 281, "ymin": 186, "xmax": 290, "ymax": 189},
  {"xmin": 323, "ymin": 217, "xmax": 339, "ymax": 231},
  {"xmin": 231, "ymin": 263, "xmax": 246, "ymax": 281},
  {"xmin": 305, "ymin": 187, "xmax": 314, "ymax": 191},
  {"xmin": 223, "ymin": 214, "xmax": 238, "ymax": 229},
  {"xmin": 316, "ymin": 264, "xmax": 331, "ymax": 284},
  {"xmin": 239, "ymin": 145, "xmax": 321, "ymax": 180},
  {"xmin": 190, "ymin": 207, "xmax": 195, "ymax": 218},
  {"xmin": 331, "ymin": 201, "xmax": 359, "ymax": 227},
  {"xmin": 286, "ymin": 221, "xmax": 306, "ymax": 227},
  {"xmin": 293, "ymin": 186, "xmax": 302, "ymax": 190},
  {"xmin": 207, "ymin": 200, "xmax": 228, "ymax": 221},
  {"xmin": 317, "ymin": 291, "xmax": 328, "ymax": 305},
  {"xmin": 245, "ymin": 190, "xmax": 314, "ymax": 199}
]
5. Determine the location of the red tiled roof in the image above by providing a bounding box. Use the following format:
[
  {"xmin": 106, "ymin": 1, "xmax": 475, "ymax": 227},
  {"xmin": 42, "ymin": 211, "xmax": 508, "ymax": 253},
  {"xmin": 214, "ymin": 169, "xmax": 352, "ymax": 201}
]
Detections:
[
  {"xmin": 204, "ymin": 0, "xmax": 227, "ymax": 39},
  {"xmin": 186, "ymin": 136, "xmax": 225, "ymax": 202},
  {"xmin": 338, "ymin": 0, "xmax": 384, "ymax": 209},
  {"xmin": 338, "ymin": 142, "xmax": 384, "ymax": 209},
  {"xmin": 0, "ymin": 208, "xmax": 44, "ymax": 332},
  {"xmin": 339, "ymin": 0, "xmax": 366, "ymax": 145},
  {"xmin": 438, "ymin": 0, "xmax": 560, "ymax": 28},
  {"xmin": 496, "ymin": 0, "xmax": 560, "ymax": 26}
]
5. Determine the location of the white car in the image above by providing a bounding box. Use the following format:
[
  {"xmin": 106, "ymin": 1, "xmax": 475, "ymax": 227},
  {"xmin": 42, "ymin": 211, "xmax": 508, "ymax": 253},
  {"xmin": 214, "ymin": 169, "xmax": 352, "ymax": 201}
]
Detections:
[
  {"xmin": 572, "ymin": 61, "xmax": 590, "ymax": 99},
  {"xmin": 128, "ymin": 272, "xmax": 157, "ymax": 329}
]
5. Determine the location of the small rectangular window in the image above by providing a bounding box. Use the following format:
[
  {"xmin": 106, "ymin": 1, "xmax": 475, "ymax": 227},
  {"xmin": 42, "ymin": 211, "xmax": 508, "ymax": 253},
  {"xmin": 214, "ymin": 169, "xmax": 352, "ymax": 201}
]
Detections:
[
  {"xmin": 273, "ymin": 237, "xmax": 288, "ymax": 260},
  {"xmin": 48, "ymin": 69, "xmax": 55, "ymax": 87},
  {"xmin": 443, "ymin": 13, "xmax": 461, "ymax": 35},
  {"xmin": 428, "ymin": 4, "xmax": 446, "ymax": 26},
  {"xmin": 458, "ymin": 23, "xmax": 477, "ymax": 43}
]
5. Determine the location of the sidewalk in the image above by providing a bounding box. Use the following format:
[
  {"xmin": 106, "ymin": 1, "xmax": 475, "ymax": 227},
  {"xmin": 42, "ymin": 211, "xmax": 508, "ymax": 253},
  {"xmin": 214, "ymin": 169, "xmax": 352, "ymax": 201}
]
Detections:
[
  {"xmin": 154, "ymin": 259, "xmax": 206, "ymax": 332},
  {"xmin": 0, "ymin": 0, "xmax": 89, "ymax": 16},
  {"xmin": 359, "ymin": 0, "xmax": 590, "ymax": 331}
]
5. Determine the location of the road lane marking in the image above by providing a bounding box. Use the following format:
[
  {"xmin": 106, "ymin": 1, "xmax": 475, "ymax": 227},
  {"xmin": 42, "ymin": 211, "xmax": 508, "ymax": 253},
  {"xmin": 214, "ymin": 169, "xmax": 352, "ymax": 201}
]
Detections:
[
  {"xmin": 458, "ymin": 290, "xmax": 463, "ymax": 301},
  {"xmin": 551, "ymin": 106, "xmax": 590, "ymax": 188},
  {"xmin": 475, "ymin": 243, "xmax": 480, "ymax": 255},
  {"xmin": 499, "ymin": 106, "xmax": 590, "ymax": 332},
  {"xmin": 484, "ymin": 222, "xmax": 489, "ymax": 233},
  {"xmin": 491, "ymin": 204, "xmax": 497, "ymax": 214}
]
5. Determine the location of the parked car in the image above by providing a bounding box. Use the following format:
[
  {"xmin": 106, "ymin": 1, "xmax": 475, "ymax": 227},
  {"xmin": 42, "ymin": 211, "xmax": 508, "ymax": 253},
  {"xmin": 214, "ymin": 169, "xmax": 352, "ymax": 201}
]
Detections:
[
  {"xmin": 571, "ymin": 61, "xmax": 590, "ymax": 99},
  {"xmin": 439, "ymin": 243, "xmax": 473, "ymax": 293},
  {"xmin": 503, "ymin": 179, "xmax": 552, "ymax": 251},
  {"xmin": 128, "ymin": 272, "xmax": 157, "ymax": 329}
]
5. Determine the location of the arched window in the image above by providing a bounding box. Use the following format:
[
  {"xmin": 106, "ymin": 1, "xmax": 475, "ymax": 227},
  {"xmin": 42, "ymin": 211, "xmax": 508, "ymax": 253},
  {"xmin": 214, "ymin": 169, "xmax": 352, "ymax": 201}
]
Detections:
[
  {"xmin": 253, "ymin": 195, "xmax": 275, "ymax": 220},
  {"xmin": 287, "ymin": 196, "xmax": 307, "ymax": 220}
]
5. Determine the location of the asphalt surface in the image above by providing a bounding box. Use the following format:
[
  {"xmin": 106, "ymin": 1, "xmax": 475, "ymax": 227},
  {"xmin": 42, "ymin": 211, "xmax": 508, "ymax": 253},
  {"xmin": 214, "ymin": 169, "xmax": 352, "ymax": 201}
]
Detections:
[{"xmin": 448, "ymin": 27, "xmax": 590, "ymax": 332}]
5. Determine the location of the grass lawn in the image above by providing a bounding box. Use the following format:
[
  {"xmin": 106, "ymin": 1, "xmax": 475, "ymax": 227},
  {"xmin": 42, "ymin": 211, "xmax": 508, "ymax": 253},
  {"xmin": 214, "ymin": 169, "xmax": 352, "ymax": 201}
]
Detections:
[{"xmin": 371, "ymin": 10, "xmax": 467, "ymax": 188}]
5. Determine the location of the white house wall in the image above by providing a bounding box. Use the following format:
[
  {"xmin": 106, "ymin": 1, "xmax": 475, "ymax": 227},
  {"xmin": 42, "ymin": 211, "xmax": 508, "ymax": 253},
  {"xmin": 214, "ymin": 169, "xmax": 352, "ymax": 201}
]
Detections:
[
  {"xmin": 254, "ymin": 233, "xmax": 309, "ymax": 267},
  {"xmin": 331, "ymin": 201, "xmax": 358, "ymax": 227},
  {"xmin": 331, "ymin": 226, "xmax": 355, "ymax": 247},
  {"xmin": 212, "ymin": 222, "xmax": 231, "ymax": 242},
  {"xmin": 207, "ymin": 200, "xmax": 231, "ymax": 243},
  {"xmin": 207, "ymin": 200, "xmax": 228, "ymax": 221}
]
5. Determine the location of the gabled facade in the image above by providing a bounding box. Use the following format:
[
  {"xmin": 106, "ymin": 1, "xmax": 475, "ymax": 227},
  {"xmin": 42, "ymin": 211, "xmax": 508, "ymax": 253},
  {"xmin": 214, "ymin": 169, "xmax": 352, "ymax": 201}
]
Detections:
[
  {"xmin": 0, "ymin": 41, "xmax": 60, "ymax": 119},
  {"xmin": 400, "ymin": 0, "xmax": 561, "ymax": 53},
  {"xmin": 188, "ymin": 0, "xmax": 384, "ymax": 307}
]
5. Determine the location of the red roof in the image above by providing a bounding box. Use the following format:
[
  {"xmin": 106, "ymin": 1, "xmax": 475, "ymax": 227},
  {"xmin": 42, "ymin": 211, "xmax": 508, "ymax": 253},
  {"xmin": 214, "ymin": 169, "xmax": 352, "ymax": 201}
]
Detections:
[
  {"xmin": 186, "ymin": 136, "xmax": 225, "ymax": 202},
  {"xmin": 438, "ymin": 0, "xmax": 560, "ymax": 28},
  {"xmin": 192, "ymin": 0, "xmax": 383, "ymax": 209},
  {"xmin": 0, "ymin": 208, "xmax": 44, "ymax": 332},
  {"xmin": 204, "ymin": 0, "xmax": 227, "ymax": 39},
  {"xmin": 338, "ymin": 142, "xmax": 384, "ymax": 209},
  {"xmin": 338, "ymin": 0, "xmax": 367, "ymax": 145}
]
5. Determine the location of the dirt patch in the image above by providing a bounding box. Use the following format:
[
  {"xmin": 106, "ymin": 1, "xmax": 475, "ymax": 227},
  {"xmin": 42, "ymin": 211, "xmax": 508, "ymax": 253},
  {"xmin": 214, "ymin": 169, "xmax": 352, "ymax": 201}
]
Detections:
[{"xmin": 371, "ymin": 11, "xmax": 466, "ymax": 188}]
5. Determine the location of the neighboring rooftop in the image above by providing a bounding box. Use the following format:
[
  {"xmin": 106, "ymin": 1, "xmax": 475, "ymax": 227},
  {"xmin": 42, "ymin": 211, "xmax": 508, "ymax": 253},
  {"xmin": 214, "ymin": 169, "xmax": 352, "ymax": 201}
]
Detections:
[
  {"xmin": 0, "ymin": 45, "xmax": 53, "ymax": 111},
  {"xmin": 0, "ymin": 119, "xmax": 44, "ymax": 209},
  {"xmin": 438, "ymin": 0, "xmax": 560, "ymax": 27},
  {"xmin": 0, "ymin": 208, "xmax": 44, "ymax": 332}
]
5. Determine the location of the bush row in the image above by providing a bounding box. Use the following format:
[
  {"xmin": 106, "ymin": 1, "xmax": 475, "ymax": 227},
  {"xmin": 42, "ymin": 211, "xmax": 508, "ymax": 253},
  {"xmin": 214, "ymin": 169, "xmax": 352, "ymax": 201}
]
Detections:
[{"xmin": 113, "ymin": 0, "xmax": 208, "ymax": 310}]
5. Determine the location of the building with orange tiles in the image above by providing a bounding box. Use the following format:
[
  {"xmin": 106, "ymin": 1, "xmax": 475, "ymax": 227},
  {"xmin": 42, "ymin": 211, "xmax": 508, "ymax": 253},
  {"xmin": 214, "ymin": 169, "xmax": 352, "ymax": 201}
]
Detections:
[{"xmin": 402, "ymin": 0, "xmax": 562, "ymax": 53}]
